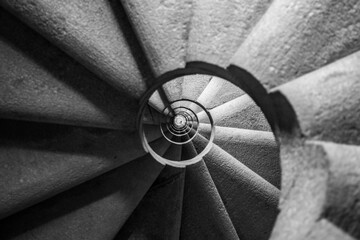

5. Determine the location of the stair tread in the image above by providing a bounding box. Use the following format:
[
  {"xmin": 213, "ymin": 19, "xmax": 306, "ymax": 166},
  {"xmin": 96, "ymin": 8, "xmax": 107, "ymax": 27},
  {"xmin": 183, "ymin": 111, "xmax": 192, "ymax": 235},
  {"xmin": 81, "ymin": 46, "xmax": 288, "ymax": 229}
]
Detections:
[
  {"xmin": 0, "ymin": 155, "xmax": 164, "ymax": 240},
  {"xmin": 180, "ymin": 160, "xmax": 239, "ymax": 240},
  {"xmin": 0, "ymin": 8, "xmax": 139, "ymax": 130},
  {"xmin": 271, "ymin": 51, "xmax": 360, "ymax": 145},
  {"xmin": 230, "ymin": 0, "xmax": 360, "ymax": 90},
  {"xmin": 271, "ymin": 141, "xmax": 360, "ymax": 240},
  {"xmin": 199, "ymin": 124, "xmax": 280, "ymax": 188},
  {"xmin": 187, "ymin": 0, "xmax": 272, "ymax": 67},
  {"xmin": 1, "ymin": 0, "xmax": 151, "ymax": 98},
  {"xmin": 115, "ymin": 166, "xmax": 185, "ymax": 240},
  {"xmin": 193, "ymin": 135, "xmax": 279, "ymax": 240},
  {"xmin": 120, "ymin": 0, "xmax": 191, "ymax": 76},
  {"xmin": 198, "ymin": 94, "xmax": 271, "ymax": 131},
  {"xmin": 181, "ymin": 74, "xmax": 212, "ymax": 100},
  {"xmin": 0, "ymin": 120, "xmax": 170, "ymax": 220}
]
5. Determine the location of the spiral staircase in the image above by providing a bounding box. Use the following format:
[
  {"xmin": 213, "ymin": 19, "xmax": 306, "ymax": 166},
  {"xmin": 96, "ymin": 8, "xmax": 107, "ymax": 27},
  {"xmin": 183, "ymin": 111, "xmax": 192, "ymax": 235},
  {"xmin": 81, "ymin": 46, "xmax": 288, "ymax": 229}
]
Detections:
[{"xmin": 1, "ymin": 0, "xmax": 360, "ymax": 239}]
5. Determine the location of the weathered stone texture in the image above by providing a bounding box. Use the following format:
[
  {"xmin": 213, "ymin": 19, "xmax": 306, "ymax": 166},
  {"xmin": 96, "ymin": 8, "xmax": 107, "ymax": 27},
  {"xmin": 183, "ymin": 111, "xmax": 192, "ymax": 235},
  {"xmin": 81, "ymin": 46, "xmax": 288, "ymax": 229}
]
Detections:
[
  {"xmin": 271, "ymin": 51, "xmax": 360, "ymax": 145},
  {"xmin": 271, "ymin": 141, "xmax": 360, "ymax": 240},
  {"xmin": 0, "ymin": 120, "xmax": 145, "ymax": 220},
  {"xmin": 121, "ymin": 0, "xmax": 192, "ymax": 76},
  {"xmin": 1, "ymin": 0, "xmax": 150, "ymax": 97},
  {"xmin": 180, "ymin": 160, "xmax": 239, "ymax": 240},
  {"xmin": 231, "ymin": 0, "xmax": 360, "ymax": 90},
  {"xmin": 198, "ymin": 94, "xmax": 271, "ymax": 131},
  {"xmin": 187, "ymin": 0, "xmax": 272, "ymax": 67},
  {"xmin": 0, "ymin": 8, "xmax": 138, "ymax": 130},
  {"xmin": 193, "ymin": 136, "xmax": 279, "ymax": 240},
  {"xmin": 199, "ymin": 125, "xmax": 280, "ymax": 188},
  {"xmin": 0, "ymin": 156, "xmax": 164, "ymax": 240}
]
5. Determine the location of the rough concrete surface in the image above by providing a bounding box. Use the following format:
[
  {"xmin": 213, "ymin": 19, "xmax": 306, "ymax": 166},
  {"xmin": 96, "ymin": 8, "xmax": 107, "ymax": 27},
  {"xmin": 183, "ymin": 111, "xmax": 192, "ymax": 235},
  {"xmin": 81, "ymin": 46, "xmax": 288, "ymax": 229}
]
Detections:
[
  {"xmin": 0, "ymin": 156, "xmax": 164, "ymax": 240},
  {"xmin": 0, "ymin": 119, "xmax": 146, "ymax": 220},
  {"xmin": 198, "ymin": 94, "xmax": 271, "ymax": 131},
  {"xmin": 271, "ymin": 51, "xmax": 360, "ymax": 145},
  {"xmin": 181, "ymin": 74, "xmax": 212, "ymax": 100},
  {"xmin": 231, "ymin": 0, "xmax": 360, "ymax": 90},
  {"xmin": 194, "ymin": 136, "xmax": 279, "ymax": 240},
  {"xmin": 1, "ymin": 0, "xmax": 150, "ymax": 98},
  {"xmin": 121, "ymin": 0, "xmax": 192, "ymax": 76},
  {"xmin": 271, "ymin": 141, "xmax": 360, "ymax": 240},
  {"xmin": 196, "ymin": 76, "xmax": 245, "ymax": 110},
  {"xmin": 199, "ymin": 124, "xmax": 280, "ymax": 188},
  {"xmin": 116, "ymin": 166, "xmax": 184, "ymax": 240},
  {"xmin": 180, "ymin": 160, "xmax": 239, "ymax": 240},
  {"xmin": 187, "ymin": 0, "xmax": 272, "ymax": 67},
  {"xmin": 0, "ymin": 8, "xmax": 139, "ymax": 130}
]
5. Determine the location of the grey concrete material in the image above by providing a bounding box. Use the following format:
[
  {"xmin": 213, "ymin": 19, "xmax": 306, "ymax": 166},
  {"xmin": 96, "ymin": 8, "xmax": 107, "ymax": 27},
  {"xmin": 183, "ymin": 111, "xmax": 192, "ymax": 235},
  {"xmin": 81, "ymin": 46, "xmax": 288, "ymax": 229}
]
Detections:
[
  {"xmin": 194, "ymin": 136, "xmax": 280, "ymax": 240},
  {"xmin": 198, "ymin": 94, "xmax": 271, "ymax": 131},
  {"xmin": 115, "ymin": 167, "xmax": 185, "ymax": 240},
  {"xmin": 163, "ymin": 139, "xmax": 182, "ymax": 161},
  {"xmin": 231, "ymin": 0, "xmax": 360, "ymax": 90},
  {"xmin": 271, "ymin": 141, "xmax": 360, "ymax": 240},
  {"xmin": 0, "ymin": 119, "xmax": 151, "ymax": 220},
  {"xmin": 0, "ymin": 0, "xmax": 150, "ymax": 98},
  {"xmin": 0, "ymin": 8, "xmax": 139, "ymax": 130},
  {"xmin": 199, "ymin": 124, "xmax": 281, "ymax": 188},
  {"xmin": 163, "ymin": 77, "xmax": 184, "ymax": 102},
  {"xmin": 195, "ymin": 76, "xmax": 245, "ymax": 111},
  {"xmin": 187, "ymin": 0, "xmax": 272, "ymax": 67},
  {"xmin": 306, "ymin": 220, "xmax": 355, "ymax": 240},
  {"xmin": 271, "ymin": 51, "xmax": 360, "ymax": 145},
  {"xmin": 148, "ymin": 90, "xmax": 166, "ymax": 113},
  {"xmin": 0, "ymin": 155, "xmax": 164, "ymax": 240},
  {"xmin": 120, "ymin": 0, "xmax": 192, "ymax": 76},
  {"xmin": 180, "ymin": 160, "xmax": 239, "ymax": 240},
  {"xmin": 181, "ymin": 74, "xmax": 212, "ymax": 100}
]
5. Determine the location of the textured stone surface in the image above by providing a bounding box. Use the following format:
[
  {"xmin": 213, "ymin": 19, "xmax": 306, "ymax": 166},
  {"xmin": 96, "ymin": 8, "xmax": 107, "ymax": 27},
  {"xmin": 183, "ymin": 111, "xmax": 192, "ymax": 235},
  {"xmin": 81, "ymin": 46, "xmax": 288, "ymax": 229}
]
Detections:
[
  {"xmin": 116, "ymin": 166, "xmax": 185, "ymax": 240},
  {"xmin": 0, "ymin": 8, "xmax": 139, "ymax": 130},
  {"xmin": 187, "ymin": 0, "xmax": 272, "ymax": 67},
  {"xmin": 271, "ymin": 141, "xmax": 360, "ymax": 240},
  {"xmin": 121, "ymin": 0, "xmax": 192, "ymax": 76},
  {"xmin": 271, "ymin": 51, "xmax": 360, "ymax": 145},
  {"xmin": 163, "ymin": 77, "xmax": 184, "ymax": 102},
  {"xmin": 181, "ymin": 74, "xmax": 212, "ymax": 100},
  {"xmin": 199, "ymin": 124, "xmax": 280, "ymax": 188},
  {"xmin": 1, "ymin": 0, "xmax": 150, "ymax": 98},
  {"xmin": 0, "ymin": 156, "xmax": 164, "ymax": 240},
  {"xmin": 195, "ymin": 76, "xmax": 245, "ymax": 111},
  {"xmin": 231, "ymin": 0, "xmax": 360, "ymax": 90},
  {"xmin": 198, "ymin": 94, "xmax": 271, "ymax": 131},
  {"xmin": 0, "ymin": 119, "xmax": 147, "ymax": 220},
  {"xmin": 193, "ymin": 137, "xmax": 279, "ymax": 240},
  {"xmin": 180, "ymin": 160, "xmax": 239, "ymax": 240}
]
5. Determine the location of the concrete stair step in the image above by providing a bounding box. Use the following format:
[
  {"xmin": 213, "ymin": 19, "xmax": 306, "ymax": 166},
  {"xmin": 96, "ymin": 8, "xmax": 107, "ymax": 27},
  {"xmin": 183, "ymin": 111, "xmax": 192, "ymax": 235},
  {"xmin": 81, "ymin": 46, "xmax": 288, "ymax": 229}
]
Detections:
[
  {"xmin": 115, "ymin": 166, "xmax": 185, "ymax": 239},
  {"xmin": 120, "ymin": 0, "xmax": 192, "ymax": 76},
  {"xmin": 0, "ymin": 8, "xmax": 139, "ymax": 130},
  {"xmin": 199, "ymin": 124, "xmax": 280, "ymax": 188},
  {"xmin": 193, "ymin": 135, "xmax": 279, "ymax": 240},
  {"xmin": 0, "ymin": 119, "xmax": 171, "ymax": 221},
  {"xmin": 198, "ymin": 94, "xmax": 271, "ymax": 131},
  {"xmin": 163, "ymin": 137, "xmax": 183, "ymax": 162},
  {"xmin": 0, "ymin": 0, "xmax": 151, "ymax": 98},
  {"xmin": 191, "ymin": 76, "xmax": 245, "ymax": 112},
  {"xmin": 163, "ymin": 77, "xmax": 184, "ymax": 102},
  {"xmin": 0, "ymin": 155, "xmax": 164, "ymax": 240},
  {"xmin": 271, "ymin": 50, "xmax": 360, "ymax": 145},
  {"xmin": 187, "ymin": 0, "xmax": 272, "ymax": 67},
  {"xmin": 181, "ymin": 74, "xmax": 212, "ymax": 100},
  {"xmin": 180, "ymin": 160, "xmax": 239, "ymax": 240},
  {"xmin": 271, "ymin": 141, "xmax": 360, "ymax": 240},
  {"xmin": 230, "ymin": 0, "xmax": 360, "ymax": 91}
]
